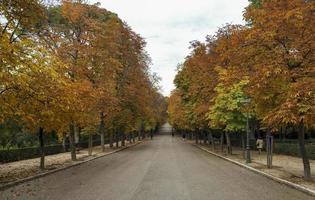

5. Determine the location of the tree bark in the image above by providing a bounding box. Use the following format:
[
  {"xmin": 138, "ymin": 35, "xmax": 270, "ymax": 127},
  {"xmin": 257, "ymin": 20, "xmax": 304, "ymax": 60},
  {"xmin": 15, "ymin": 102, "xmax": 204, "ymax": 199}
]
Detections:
[
  {"xmin": 100, "ymin": 132, "xmax": 105, "ymax": 151},
  {"xmin": 298, "ymin": 119, "xmax": 311, "ymax": 181},
  {"xmin": 109, "ymin": 131, "xmax": 113, "ymax": 148},
  {"xmin": 226, "ymin": 131, "xmax": 232, "ymax": 154},
  {"xmin": 195, "ymin": 131, "xmax": 198, "ymax": 144},
  {"xmin": 115, "ymin": 131, "xmax": 119, "ymax": 148},
  {"xmin": 88, "ymin": 133, "xmax": 93, "ymax": 156},
  {"xmin": 69, "ymin": 122, "xmax": 76, "ymax": 161},
  {"xmin": 38, "ymin": 127, "xmax": 45, "ymax": 170},
  {"xmin": 128, "ymin": 133, "xmax": 132, "ymax": 143},
  {"xmin": 220, "ymin": 133, "xmax": 224, "ymax": 152},
  {"xmin": 138, "ymin": 129, "xmax": 141, "ymax": 141},
  {"xmin": 266, "ymin": 129, "xmax": 273, "ymax": 168},
  {"xmin": 208, "ymin": 131, "xmax": 215, "ymax": 151},
  {"xmin": 62, "ymin": 133, "xmax": 67, "ymax": 152},
  {"xmin": 122, "ymin": 132, "xmax": 126, "ymax": 146},
  {"xmin": 132, "ymin": 132, "xmax": 136, "ymax": 143},
  {"xmin": 74, "ymin": 126, "xmax": 80, "ymax": 147},
  {"xmin": 99, "ymin": 112, "xmax": 105, "ymax": 152}
]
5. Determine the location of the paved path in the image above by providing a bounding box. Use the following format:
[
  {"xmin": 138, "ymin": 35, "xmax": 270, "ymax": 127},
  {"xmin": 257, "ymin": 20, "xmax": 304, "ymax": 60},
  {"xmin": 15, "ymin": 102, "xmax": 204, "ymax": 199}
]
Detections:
[{"xmin": 0, "ymin": 135, "xmax": 313, "ymax": 200}]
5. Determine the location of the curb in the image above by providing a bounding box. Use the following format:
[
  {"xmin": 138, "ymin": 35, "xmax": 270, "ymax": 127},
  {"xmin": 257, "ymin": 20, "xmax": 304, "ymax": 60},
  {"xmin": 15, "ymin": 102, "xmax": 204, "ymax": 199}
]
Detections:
[
  {"xmin": 193, "ymin": 144, "xmax": 315, "ymax": 197},
  {"xmin": 0, "ymin": 141, "xmax": 142, "ymax": 191}
]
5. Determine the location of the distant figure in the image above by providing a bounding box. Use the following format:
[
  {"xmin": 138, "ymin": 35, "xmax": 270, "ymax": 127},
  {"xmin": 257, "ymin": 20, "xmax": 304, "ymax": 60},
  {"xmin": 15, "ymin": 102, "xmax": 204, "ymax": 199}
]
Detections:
[{"xmin": 256, "ymin": 138, "xmax": 264, "ymax": 154}]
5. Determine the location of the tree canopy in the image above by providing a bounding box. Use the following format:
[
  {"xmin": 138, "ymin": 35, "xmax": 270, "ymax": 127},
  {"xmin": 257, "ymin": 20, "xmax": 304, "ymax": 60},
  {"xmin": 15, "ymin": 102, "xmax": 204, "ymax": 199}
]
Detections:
[{"xmin": 168, "ymin": 0, "xmax": 315, "ymax": 180}]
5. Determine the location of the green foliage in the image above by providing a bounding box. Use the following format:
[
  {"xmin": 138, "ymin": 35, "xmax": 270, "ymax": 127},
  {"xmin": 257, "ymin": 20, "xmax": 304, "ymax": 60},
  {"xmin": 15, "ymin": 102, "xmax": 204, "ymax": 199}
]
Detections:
[
  {"xmin": 207, "ymin": 79, "xmax": 250, "ymax": 132},
  {"xmin": 0, "ymin": 120, "xmax": 61, "ymax": 149},
  {"xmin": 249, "ymin": 0, "xmax": 262, "ymax": 8}
]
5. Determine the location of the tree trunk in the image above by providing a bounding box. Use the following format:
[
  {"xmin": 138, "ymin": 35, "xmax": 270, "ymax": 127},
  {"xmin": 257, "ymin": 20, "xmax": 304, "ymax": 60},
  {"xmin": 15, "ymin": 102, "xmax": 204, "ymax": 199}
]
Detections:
[
  {"xmin": 203, "ymin": 131, "xmax": 207, "ymax": 145},
  {"xmin": 208, "ymin": 131, "xmax": 215, "ymax": 151},
  {"xmin": 266, "ymin": 129, "xmax": 273, "ymax": 168},
  {"xmin": 38, "ymin": 127, "xmax": 45, "ymax": 170},
  {"xmin": 62, "ymin": 133, "xmax": 67, "ymax": 152},
  {"xmin": 226, "ymin": 131, "xmax": 232, "ymax": 154},
  {"xmin": 195, "ymin": 131, "xmax": 198, "ymax": 144},
  {"xmin": 220, "ymin": 133, "xmax": 224, "ymax": 152},
  {"xmin": 109, "ymin": 131, "xmax": 113, "ymax": 148},
  {"xmin": 133, "ymin": 132, "xmax": 136, "ymax": 143},
  {"xmin": 88, "ymin": 133, "xmax": 93, "ymax": 156},
  {"xmin": 115, "ymin": 131, "xmax": 119, "ymax": 148},
  {"xmin": 128, "ymin": 133, "xmax": 132, "ymax": 143},
  {"xmin": 69, "ymin": 122, "xmax": 76, "ymax": 161},
  {"xmin": 138, "ymin": 129, "xmax": 141, "ymax": 141},
  {"xmin": 99, "ymin": 112, "xmax": 105, "ymax": 152},
  {"xmin": 298, "ymin": 120, "xmax": 311, "ymax": 181},
  {"xmin": 142, "ymin": 131, "xmax": 145, "ymax": 140},
  {"xmin": 122, "ymin": 132, "xmax": 126, "ymax": 146},
  {"xmin": 100, "ymin": 132, "xmax": 105, "ymax": 152},
  {"xmin": 74, "ymin": 126, "xmax": 79, "ymax": 148}
]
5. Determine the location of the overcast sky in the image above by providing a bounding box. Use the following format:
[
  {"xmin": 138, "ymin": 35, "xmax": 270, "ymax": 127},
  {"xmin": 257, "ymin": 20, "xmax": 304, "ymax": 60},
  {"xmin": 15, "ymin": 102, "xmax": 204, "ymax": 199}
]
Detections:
[{"xmin": 94, "ymin": 0, "xmax": 249, "ymax": 96}]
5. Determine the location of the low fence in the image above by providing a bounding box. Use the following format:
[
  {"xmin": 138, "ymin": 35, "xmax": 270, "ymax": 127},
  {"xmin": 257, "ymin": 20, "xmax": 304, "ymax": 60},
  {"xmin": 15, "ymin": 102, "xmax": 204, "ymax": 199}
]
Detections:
[
  {"xmin": 229, "ymin": 138, "xmax": 315, "ymax": 160},
  {"xmin": 273, "ymin": 142, "xmax": 315, "ymax": 160},
  {"xmin": 0, "ymin": 145, "xmax": 65, "ymax": 163},
  {"xmin": 176, "ymin": 131, "xmax": 315, "ymax": 160},
  {"xmin": 0, "ymin": 132, "xmax": 140, "ymax": 163},
  {"xmin": 0, "ymin": 140, "xmax": 102, "ymax": 163}
]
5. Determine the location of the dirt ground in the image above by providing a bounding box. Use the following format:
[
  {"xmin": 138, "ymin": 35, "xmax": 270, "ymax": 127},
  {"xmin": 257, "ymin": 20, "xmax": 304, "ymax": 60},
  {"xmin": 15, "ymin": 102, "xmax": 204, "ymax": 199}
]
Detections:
[
  {"xmin": 189, "ymin": 140, "xmax": 315, "ymax": 191},
  {"xmin": 0, "ymin": 140, "xmax": 140, "ymax": 185}
]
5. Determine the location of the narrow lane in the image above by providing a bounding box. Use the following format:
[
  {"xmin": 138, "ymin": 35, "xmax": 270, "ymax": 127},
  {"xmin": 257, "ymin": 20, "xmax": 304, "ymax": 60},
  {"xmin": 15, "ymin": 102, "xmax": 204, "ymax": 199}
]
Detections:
[{"xmin": 0, "ymin": 135, "xmax": 313, "ymax": 200}]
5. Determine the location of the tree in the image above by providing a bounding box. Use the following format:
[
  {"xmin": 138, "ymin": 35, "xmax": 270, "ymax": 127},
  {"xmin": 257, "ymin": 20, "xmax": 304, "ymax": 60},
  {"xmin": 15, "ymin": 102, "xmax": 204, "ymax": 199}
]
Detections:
[
  {"xmin": 1, "ymin": 0, "xmax": 168, "ymax": 169},
  {"xmin": 0, "ymin": 0, "xmax": 71, "ymax": 169},
  {"xmin": 44, "ymin": 1, "xmax": 124, "ymax": 159},
  {"xmin": 170, "ymin": 0, "xmax": 314, "ymax": 181},
  {"xmin": 0, "ymin": 0, "xmax": 46, "ymax": 122},
  {"xmin": 244, "ymin": 0, "xmax": 315, "ymax": 180},
  {"xmin": 168, "ymin": 90, "xmax": 190, "ymax": 132},
  {"xmin": 207, "ymin": 69, "xmax": 250, "ymax": 154}
]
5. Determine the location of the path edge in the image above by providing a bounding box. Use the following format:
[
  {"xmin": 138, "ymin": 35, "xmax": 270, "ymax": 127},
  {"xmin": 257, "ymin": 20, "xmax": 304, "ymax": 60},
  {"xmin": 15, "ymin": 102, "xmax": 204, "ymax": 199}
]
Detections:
[
  {"xmin": 0, "ymin": 141, "xmax": 142, "ymax": 191},
  {"xmin": 193, "ymin": 143, "xmax": 315, "ymax": 197}
]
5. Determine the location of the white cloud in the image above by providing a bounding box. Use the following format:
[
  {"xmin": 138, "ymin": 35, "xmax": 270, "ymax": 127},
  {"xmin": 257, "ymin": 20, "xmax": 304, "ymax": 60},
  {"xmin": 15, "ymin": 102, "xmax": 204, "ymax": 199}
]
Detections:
[{"xmin": 93, "ymin": 0, "xmax": 249, "ymax": 96}]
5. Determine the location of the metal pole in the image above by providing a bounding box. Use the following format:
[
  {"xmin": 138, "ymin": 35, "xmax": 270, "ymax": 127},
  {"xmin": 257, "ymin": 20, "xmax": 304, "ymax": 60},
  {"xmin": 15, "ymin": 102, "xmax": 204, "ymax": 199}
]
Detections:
[{"xmin": 246, "ymin": 113, "xmax": 251, "ymax": 163}]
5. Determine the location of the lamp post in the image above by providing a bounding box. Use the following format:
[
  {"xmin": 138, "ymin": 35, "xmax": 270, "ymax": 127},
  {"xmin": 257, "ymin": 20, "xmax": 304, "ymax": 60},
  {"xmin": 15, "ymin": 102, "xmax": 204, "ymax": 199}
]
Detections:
[
  {"xmin": 241, "ymin": 98, "xmax": 251, "ymax": 164},
  {"xmin": 246, "ymin": 111, "xmax": 251, "ymax": 163}
]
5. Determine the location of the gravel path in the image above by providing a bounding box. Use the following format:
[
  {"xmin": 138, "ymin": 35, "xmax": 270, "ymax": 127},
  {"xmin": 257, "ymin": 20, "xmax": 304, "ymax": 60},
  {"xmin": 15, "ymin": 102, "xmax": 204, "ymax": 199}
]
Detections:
[
  {"xmin": 0, "ymin": 141, "xmax": 135, "ymax": 184},
  {"xmin": 190, "ymin": 140, "xmax": 315, "ymax": 191}
]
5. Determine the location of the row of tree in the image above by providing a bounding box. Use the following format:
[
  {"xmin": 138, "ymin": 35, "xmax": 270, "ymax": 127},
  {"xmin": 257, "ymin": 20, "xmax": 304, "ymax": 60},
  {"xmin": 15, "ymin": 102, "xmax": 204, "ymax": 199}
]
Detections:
[
  {"xmin": 0, "ymin": 0, "xmax": 167, "ymax": 168},
  {"xmin": 168, "ymin": 0, "xmax": 314, "ymax": 180}
]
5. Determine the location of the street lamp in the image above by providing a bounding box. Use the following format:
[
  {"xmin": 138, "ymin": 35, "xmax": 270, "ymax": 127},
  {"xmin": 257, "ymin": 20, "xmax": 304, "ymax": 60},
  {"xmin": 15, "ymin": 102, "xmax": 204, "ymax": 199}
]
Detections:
[{"xmin": 241, "ymin": 98, "xmax": 251, "ymax": 164}]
